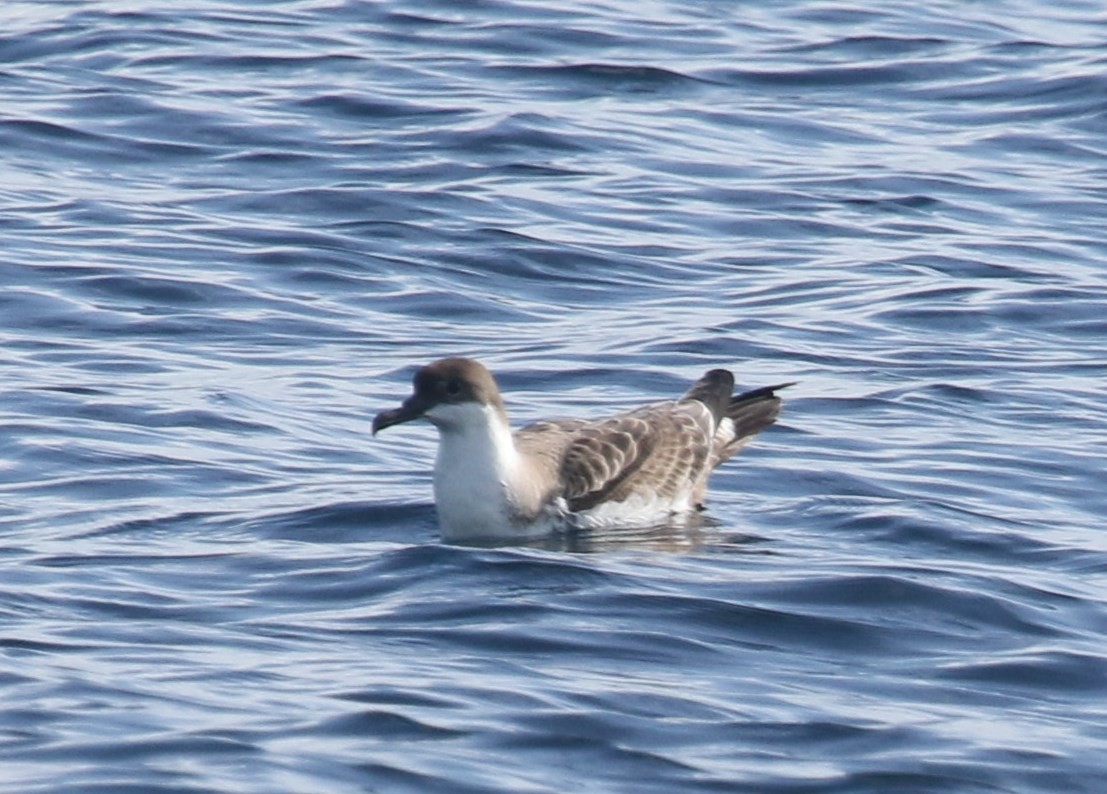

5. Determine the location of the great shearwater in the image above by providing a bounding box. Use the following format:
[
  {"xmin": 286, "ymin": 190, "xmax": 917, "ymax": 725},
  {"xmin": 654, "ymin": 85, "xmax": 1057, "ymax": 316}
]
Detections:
[{"xmin": 373, "ymin": 358, "xmax": 792, "ymax": 542}]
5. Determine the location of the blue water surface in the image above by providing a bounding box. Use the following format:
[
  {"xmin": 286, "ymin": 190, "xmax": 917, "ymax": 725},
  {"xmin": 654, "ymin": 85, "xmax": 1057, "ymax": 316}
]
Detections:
[{"xmin": 2, "ymin": 1, "xmax": 1106, "ymax": 792}]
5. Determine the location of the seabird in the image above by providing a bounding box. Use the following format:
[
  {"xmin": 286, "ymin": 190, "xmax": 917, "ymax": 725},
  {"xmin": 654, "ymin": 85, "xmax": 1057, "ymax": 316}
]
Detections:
[{"xmin": 373, "ymin": 358, "xmax": 792, "ymax": 542}]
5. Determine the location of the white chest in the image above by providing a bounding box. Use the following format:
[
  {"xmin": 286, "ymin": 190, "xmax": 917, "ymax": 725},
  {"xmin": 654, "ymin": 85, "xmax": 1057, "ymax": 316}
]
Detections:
[
  {"xmin": 433, "ymin": 441, "xmax": 515, "ymax": 539},
  {"xmin": 429, "ymin": 406, "xmax": 526, "ymax": 540}
]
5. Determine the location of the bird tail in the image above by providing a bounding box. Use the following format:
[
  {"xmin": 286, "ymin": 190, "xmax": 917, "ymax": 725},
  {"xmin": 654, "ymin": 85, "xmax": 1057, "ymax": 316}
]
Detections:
[{"xmin": 718, "ymin": 381, "xmax": 795, "ymax": 459}]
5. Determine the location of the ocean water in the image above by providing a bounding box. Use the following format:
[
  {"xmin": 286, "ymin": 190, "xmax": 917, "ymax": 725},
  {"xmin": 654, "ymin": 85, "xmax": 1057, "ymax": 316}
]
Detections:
[{"xmin": 2, "ymin": 1, "xmax": 1106, "ymax": 792}]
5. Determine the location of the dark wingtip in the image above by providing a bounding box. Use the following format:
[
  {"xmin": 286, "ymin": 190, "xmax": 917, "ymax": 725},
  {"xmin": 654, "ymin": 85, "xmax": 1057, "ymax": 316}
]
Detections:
[
  {"xmin": 682, "ymin": 368, "xmax": 736, "ymax": 424},
  {"xmin": 723, "ymin": 381, "xmax": 796, "ymax": 443},
  {"xmin": 734, "ymin": 382, "xmax": 797, "ymax": 402}
]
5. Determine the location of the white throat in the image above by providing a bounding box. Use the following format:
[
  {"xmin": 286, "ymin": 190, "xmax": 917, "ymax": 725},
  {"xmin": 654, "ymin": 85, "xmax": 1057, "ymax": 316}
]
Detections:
[{"xmin": 427, "ymin": 401, "xmax": 525, "ymax": 540}]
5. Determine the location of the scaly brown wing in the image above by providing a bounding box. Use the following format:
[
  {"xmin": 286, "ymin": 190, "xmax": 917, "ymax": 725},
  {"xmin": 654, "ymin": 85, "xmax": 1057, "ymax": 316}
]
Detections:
[{"xmin": 557, "ymin": 401, "xmax": 715, "ymax": 512}]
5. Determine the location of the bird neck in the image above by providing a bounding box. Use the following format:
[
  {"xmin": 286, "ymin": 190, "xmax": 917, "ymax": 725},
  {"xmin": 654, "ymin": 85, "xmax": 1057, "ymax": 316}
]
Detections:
[{"xmin": 430, "ymin": 402, "xmax": 528, "ymax": 539}]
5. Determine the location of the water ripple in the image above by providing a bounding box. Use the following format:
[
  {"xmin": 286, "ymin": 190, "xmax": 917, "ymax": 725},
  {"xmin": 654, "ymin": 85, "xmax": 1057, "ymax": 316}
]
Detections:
[{"xmin": 2, "ymin": 1, "xmax": 1106, "ymax": 792}]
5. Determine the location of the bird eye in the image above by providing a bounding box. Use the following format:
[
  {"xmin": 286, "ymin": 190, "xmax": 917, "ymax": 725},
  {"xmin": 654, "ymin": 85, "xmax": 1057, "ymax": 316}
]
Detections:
[{"xmin": 445, "ymin": 378, "xmax": 462, "ymax": 396}]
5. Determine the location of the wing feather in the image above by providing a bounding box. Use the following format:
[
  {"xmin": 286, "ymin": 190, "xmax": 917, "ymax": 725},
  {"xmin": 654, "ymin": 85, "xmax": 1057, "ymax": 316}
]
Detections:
[
  {"xmin": 559, "ymin": 402, "xmax": 714, "ymax": 512},
  {"xmin": 513, "ymin": 375, "xmax": 792, "ymax": 520}
]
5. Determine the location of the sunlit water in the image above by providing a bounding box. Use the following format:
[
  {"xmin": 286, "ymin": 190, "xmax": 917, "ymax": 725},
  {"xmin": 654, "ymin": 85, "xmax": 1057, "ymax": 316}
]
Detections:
[{"xmin": 2, "ymin": 2, "xmax": 1106, "ymax": 792}]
